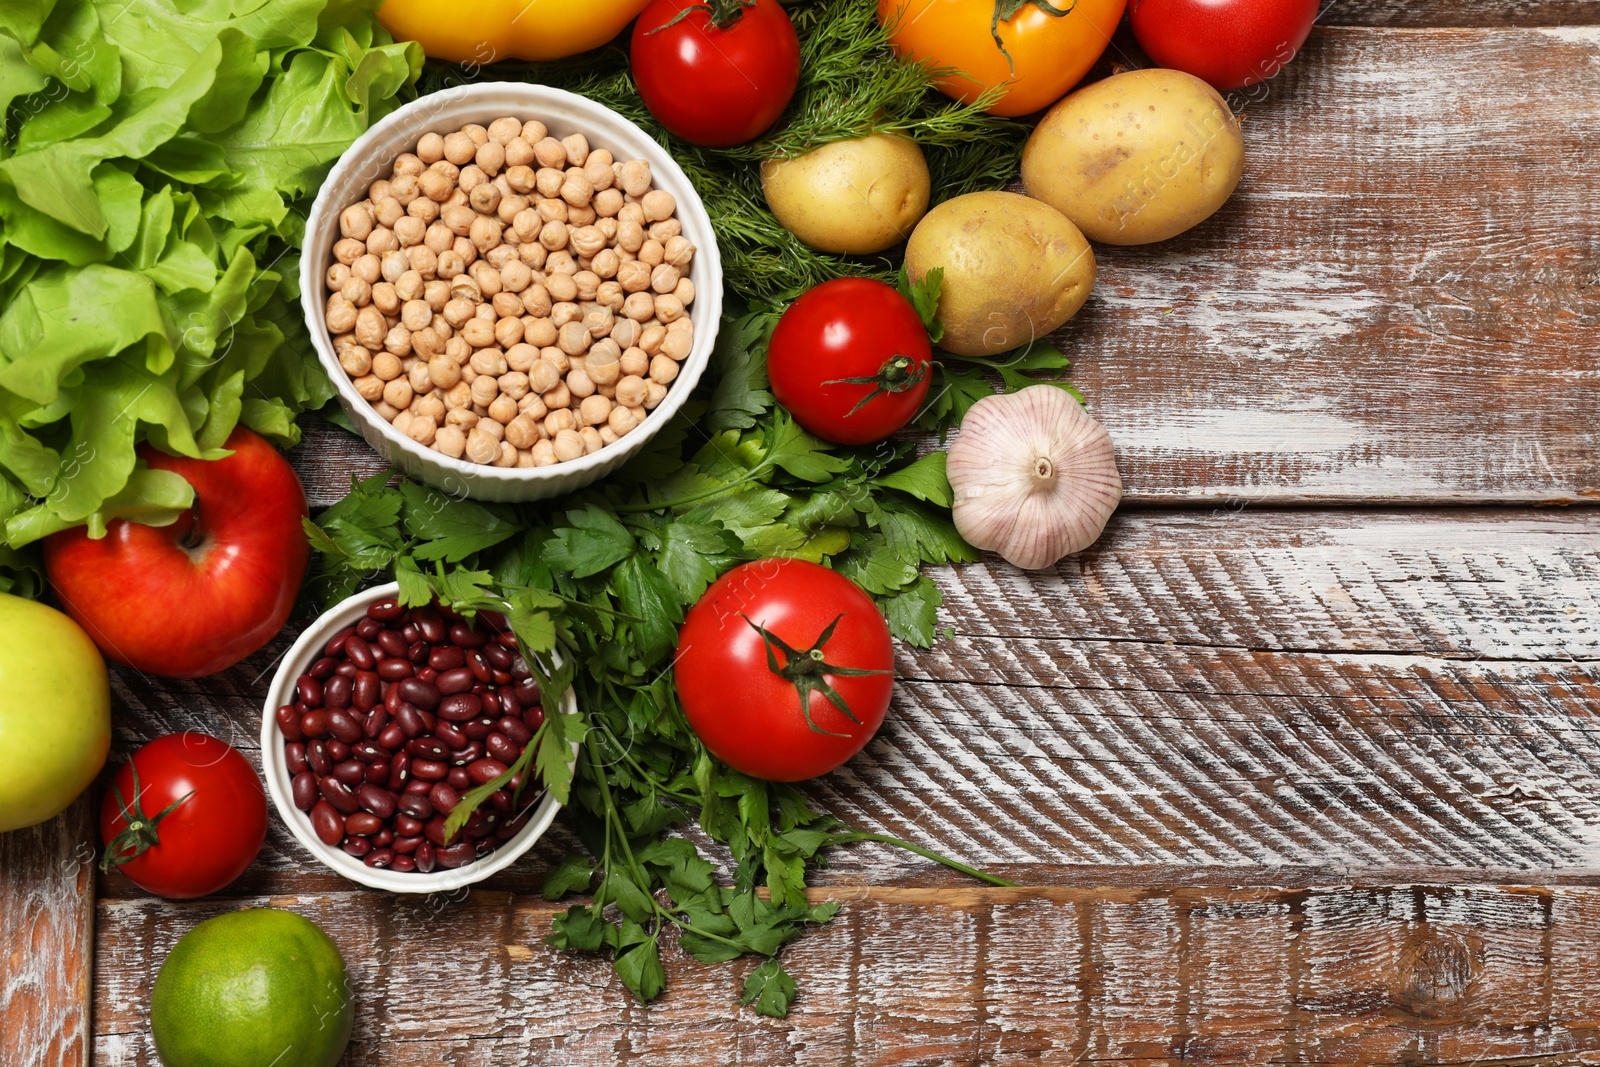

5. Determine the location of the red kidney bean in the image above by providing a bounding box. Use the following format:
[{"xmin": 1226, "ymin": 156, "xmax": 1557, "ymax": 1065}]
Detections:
[
  {"xmin": 391, "ymin": 854, "xmax": 417, "ymax": 872},
  {"xmin": 395, "ymin": 814, "xmax": 423, "ymax": 837},
  {"xmin": 429, "ymin": 645, "xmax": 465, "ymax": 671},
  {"xmin": 343, "ymin": 837, "xmax": 372, "ymax": 858},
  {"xmin": 378, "ymin": 724, "xmax": 406, "ymax": 752},
  {"xmin": 368, "ymin": 597, "xmax": 404, "ymax": 622},
  {"xmin": 301, "ymin": 709, "xmax": 330, "ymax": 739},
  {"xmin": 297, "ymin": 675, "xmax": 324, "ymax": 708},
  {"xmin": 403, "ymin": 778, "xmax": 431, "ymax": 796},
  {"xmin": 451, "ymin": 622, "xmax": 489, "ymax": 649},
  {"xmin": 449, "ymin": 741, "xmax": 485, "ymax": 767},
  {"xmin": 411, "ymin": 758, "xmax": 447, "ymax": 781},
  {"xmin": 503, "ymin": 810, "xmax": 532, "ymax": 836},
  {"xmin": 415, "ymin": 841, "xmax": 437, "ymax": 873},
  {"xmin": 462, "ymin": 717, "xmax": 493, "ymax": 741},
  {"xmin": 437, "ymin": 842, "xmax": 477, "ymax": 868},
  {"xmin": 483, "ymin": 643, "xmax": 513, "ymax": 671},
  {"xmin": 479, "ymin": 691, "xmax": 501, "ymax": 717},
  {"xmin": 320, "ymin": 777, "xmax": 361, "ymax": 815},
  {"xmin": 355, "ymin": 617, "xmax": 381, "ymax": 640},
  {"xmin": 343, "ymin": 634, "xmax": 375, "ymax": 670},
  {"xmin": 357, "ymin": 783, "xmax": 397, "ymax": 819},
  {"xmin": 407, "ymin": 737, "xmax": 448, "ymax": 760},
  {"xmin": 309, "ymin": 656, "xmax": 339, "ymax": 680},
  {"xmin": 497, "ymin": 687, "xmax": 522, "ymax": 717},
  {"xmin": 376, "ymin": 629, "xmax": 409, "ymax": 658},
  {"xmin": 524, "ymin": 705, "xmax": 545, "ymax": 732},
  {"xmin": 325, "ymin": 625, "xmax": 356, "ymax": 657},
  {"xmin": 414, "ymin": 609, "xmax": 446, "ymax": 644},
  {"xmin": 285, "ymin": 742, "xmax": 309, "ymax": 775},
  {"xmin": 373, "ymin": 826, "xmax": 395, "ymax": 848},
  {"xmin": 408, "ymin": 640, "xmax": 429, "ymax": 664},
  {"xmin": 325, "ymin": 739, "xmax": 350, "ymax": 763},
  {"xmin": 327, "ymin": 708, "xmax": 362, "ymax": 745},
  {"xmin": 393, "ymin": 835, "xmax": 422, "ymax": 856},
  {"xmin": 324, "ymin": 674, "xmax": 353, "ymax": 710},
  {"xmin": 447, "ymin": 767, "xmax": 472, "ymax": 791},
  {"xmin": 365, "ymin": 762, "xmax": 390, "ymax": 787},
  {"xmin": 335, "ymin": 661, "xmax": 359, "ymax": 679},
  {"xmin": 333, "ymin": 760, "xmax": 366, "ymax": 786},
  {"xmin": 353, "ymin": 741, "xmax": 387, "ymax": 764},
  {"xmin": 307, "ymin": 741, "xmax": 332, "ymax": 777},
  {"xmin": 311, "ymin": 801, "xmax": 344, "ymax": 845},
  {"xmin": 401, "ymin": 622, "xmax": 422, "ymax": 643},
  {"xmin": 397, "ymin": 793, "xmax": 434, "ymax": 820},
  {"xmin": 292, "ymin": 771, "xmax": 319, "ymax": 811},
  {"xmin": 468, "ymin": 810, "xmax": 498, "ymax": 840},
  {"xmin": 497, "ymin": 716, "xmax": 532, "ymax": 745},
  {"xmin": 390, "ymin": 752, "xmax": 411, "ymax": 786},
  {"xmin": 467, "ymin": 650, "xmax": 492, "ymax": 684},
  {"xmin": 468, "ymin": 758, "xmax": 509, "ymax": 785},
  {"xmin": 429, "ymin": 782, "xmax": 461, "ymax": 814},
  {"xmin": 488, "ymin": 788, "xmax": 513, "ymax": 813},
  {"xmin": 396, "ymin": 677, "xmax": 440, "ymax": 710},
  {"xmin": 423, "ymin": 816, "xmax": 451, "ymax": 847},
  {"xmin": 417, "ymin": 667, "xmax": 440, "ymax": 686},
  {"xmin": 364, "ymin": 848, "xmax": 395, "ymax": 869},
  {"xmin": 276, "ymin": 704, "xmax": 304, "ymax": 742},
  {"xmin": 498, "ymin": 630, "xmax": 519, "ymax": 649},
  {"xmin": 494, "ymin": 822, "xmax": 519, "ymax": 842},
  {"xmin": 434, "ymin": 719, "xmax": 469, "ymax": 750},
  {"xmin": 395, "ymin": 705, "xmax": 427, "ymax": 739},
  {"xmin": 485, "ymin": 732, "xmax": 518, "ymax": 764},
  {"xmin": 436, "ymin": 667, "xmax": 474, "ymax": 695},
  {"xmin": 377, "ymin": 658, "xmax": 413, "ymax": 682},
  {"xmin": 384, "ymin": 682, "xmax": 402, "ymax": 716},
  {"xmin": 437, "ymin": 693, "xmax": 481, "ymax": 722},
  {"xmin": 363, "ymin": 706, "xmax": 389, "ymax": 741},
  {"xmin": 510, "ymin": 655, "xmax": 531, "ymax": 679},
  {"xmin": 516, "ymin": 678, "xmax": 541, "ymax": 706},
  {"xmin": 346, "ymin": 811, "xmax": 383, "ymax": 836},
  {"xmin": 350, "ymin": 670, "xmax": 379, "ymax": 711},
  {"xmin": 492, "ymin": 670, "xmax": 513, "ymax": 686}
]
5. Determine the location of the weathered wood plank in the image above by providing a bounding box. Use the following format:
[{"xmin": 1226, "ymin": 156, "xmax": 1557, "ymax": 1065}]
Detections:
[
  {"xmin": 0, "ymin": 797, "xmax": 95, "ymax": 1067},
  {"xmin": 94, "ymin": 508, "xmax": 1600, "ymax": 899},
  {"xmin": 93, "ymin": 886, "xmax": 1600, "ymax": 1066},
  {"xmin": 1326, "ymin": 1, "xmax": 1600, "ymax": 27},
  {"xmin": 289, "ymin": 27, "xmax": 1600, "ymax": 507}
]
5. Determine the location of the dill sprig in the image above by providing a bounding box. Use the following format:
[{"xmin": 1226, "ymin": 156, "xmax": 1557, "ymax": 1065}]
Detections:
[{"xmin": 417, "ymin": 0, "xmax": 1027, "ymax": 301}]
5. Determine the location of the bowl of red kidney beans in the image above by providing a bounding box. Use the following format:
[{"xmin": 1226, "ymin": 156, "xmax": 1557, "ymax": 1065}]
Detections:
[{"xmin": 260, "ymin": 582, "xmax": 571, "ymax": 892}]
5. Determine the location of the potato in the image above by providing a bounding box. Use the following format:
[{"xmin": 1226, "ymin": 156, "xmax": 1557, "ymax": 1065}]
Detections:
[
  {"xmin": 904, "ymin": 191, "xmax": 1095, "ymax": 358},
  {"xmin": 1021, "ymin": 68, "xmax": 1245, "ymax": 246},
  {"xmin": 760, "ymin": 134, "xmax": 930, "ymax": 254}
]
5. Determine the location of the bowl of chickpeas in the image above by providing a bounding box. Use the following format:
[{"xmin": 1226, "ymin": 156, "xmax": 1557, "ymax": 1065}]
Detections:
[{"xmin": 301, "ymin": 83, "xmax": 722, "ymax": 501}]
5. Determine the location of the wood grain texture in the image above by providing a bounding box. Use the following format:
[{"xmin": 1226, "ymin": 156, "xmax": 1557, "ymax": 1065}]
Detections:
[
  {"xmin": 1324, "ymin": 1, "xmax": 1600, "ymax": 27},
  {"xmin": 94, "ymin": 507, "xmax": 1600, "ymax": 901},
  {"xmin": 1, "ymin": 797, "xmax": 96, "ymax": 1067},
  {"xmin": 92, "ymin": 886, "xmax": 1600, "ymax": 1066}
]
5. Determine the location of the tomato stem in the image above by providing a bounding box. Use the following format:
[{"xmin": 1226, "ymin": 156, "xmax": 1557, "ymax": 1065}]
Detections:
[
  {"xmin": 99, "ymin": 763, "xmax": 193, "ymax": 874},
  {"xmin": 648, "ymin": 0, "xmax": 755, "ymax": 34},
  {"xmin": 741, "ymin": 613, "xmax": 892, "ymax": 737},
  {"xmin": 988, "ymin": 0, "xmax": 1080, "ymax": 74},
  {"xmin": 823, "ymin": 354, "xmax": 930, "ymax": 418}
]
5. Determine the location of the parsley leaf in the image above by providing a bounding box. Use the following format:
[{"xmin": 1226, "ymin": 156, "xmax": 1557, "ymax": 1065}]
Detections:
[
  {"xmin": 898, "ymin": 263, "xmax": 945, "ymax": 345},
  {"xmin": 741, "ymin": 959, "xmax": 799, "ymax": 1018},
  {"xmin": 546, "ymin": 505, "xmax": 636, "ymax": 578},
  {"xmin": 882, "ymin": 574, "xmax": 943, "ymax": 647},
  {"xmin": 875, "ymin": 451, "xmax": 954, "ymax": 507}
]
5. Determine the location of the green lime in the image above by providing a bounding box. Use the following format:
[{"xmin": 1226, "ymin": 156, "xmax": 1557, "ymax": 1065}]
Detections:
[{"xmin": 151, "ymin": 908, "xmax": 353, "ymax": 1067}]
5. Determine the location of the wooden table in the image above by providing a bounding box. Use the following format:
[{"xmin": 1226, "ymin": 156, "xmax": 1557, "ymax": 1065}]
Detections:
[{"xmin": 5, "ymin": 3, "xmax": 1599, "ymax": 1064}]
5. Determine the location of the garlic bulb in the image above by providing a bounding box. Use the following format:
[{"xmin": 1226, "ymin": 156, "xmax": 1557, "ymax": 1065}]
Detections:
[{"xmin": 945, "ymin": 385, "xmax": 1121, "ymax": 570}]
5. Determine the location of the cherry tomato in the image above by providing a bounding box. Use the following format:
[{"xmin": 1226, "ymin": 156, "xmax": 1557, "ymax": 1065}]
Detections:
[
  {"xmin": 879, "ymin": 0, "xmax": 1127, "ymax": 117},
  {"xmin": 767, "ymin": 279, "xmax": 933, "ymax": 446},
  {"xmin": 100, "ymin": 733, "xmax": 267, "ymax": 899},
  {"xmin": 631, "ymin": 0, "xmax": 801, "ymax": 147},
  {"xmin": 676, "ymin": 560, "xmax": 894, "ymax": 782},
  {"xmin": 1129, "ymin": 0, "xmax": 1319, "ymax": 91}
]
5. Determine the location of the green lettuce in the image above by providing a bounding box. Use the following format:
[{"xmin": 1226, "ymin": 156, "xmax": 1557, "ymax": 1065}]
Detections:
[{"xmin": 0, "ymin": 0, "xmax": 421, "ymax": 590}]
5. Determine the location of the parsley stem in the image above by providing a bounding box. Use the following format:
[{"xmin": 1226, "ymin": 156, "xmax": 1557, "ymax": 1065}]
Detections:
[
  {"xmin": 610, "ymin": 463, "xmax": 772, "ymax": 514},
  {"xmin": 828, "ymin": 832, "xmax": 1016, "ymax": 887}
]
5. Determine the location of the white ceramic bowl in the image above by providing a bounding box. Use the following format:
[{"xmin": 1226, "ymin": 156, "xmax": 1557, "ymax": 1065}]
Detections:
[
  {"xmin": 261, "ymin": 583, "xmax": 572, "ymax": 893},
  {"xmin": 301, "ymin": 83, "xmax": 724, "ymax": 502}
]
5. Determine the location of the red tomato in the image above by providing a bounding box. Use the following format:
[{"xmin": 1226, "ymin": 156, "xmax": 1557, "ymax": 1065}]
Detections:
[
  {"xmin": 676, "ymin": 560, "xmax": 894, "ymax": 781},
  {"xmin": 1129, "ymin": 0, "xmax": 1319, "ymax": 91},
  {"xmin": 767, "ymin": 279, "xmax": 933, "ymax": 445},
  {"xmin": 630, "ymin": 0, "xmax": 801, "ymax": 147},
  {"xmin": 100, "ymin": 733, "xmax": 267, "ymax": 899}
]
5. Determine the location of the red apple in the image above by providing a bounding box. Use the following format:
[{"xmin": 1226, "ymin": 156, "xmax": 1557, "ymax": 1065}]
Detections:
[{"xmin": 43, "ymin": 428, "xmax": 310, "ymax": 679}]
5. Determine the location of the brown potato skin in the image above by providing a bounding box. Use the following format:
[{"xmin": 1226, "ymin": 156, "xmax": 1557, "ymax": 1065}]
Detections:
[
  {"xmin": 904, "ymin": 191, "xmax": 1095, "ymax": 358},
  {"xmin": 1021, "ymin": 68, "xmax": 1245, "ymax": 246}
]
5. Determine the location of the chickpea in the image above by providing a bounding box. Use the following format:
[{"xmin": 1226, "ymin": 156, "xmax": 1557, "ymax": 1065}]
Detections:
[
  {"xmin": 643, "ymin": 381, "xmax": 668, "ymax": 409},
  {"xmin": 567, "ymin": 366, "xmax": 595, "ymax": 399},
  {"xmin": 570, "ymin": 225, "xmax": 606, "ymax": 257},
  {"xmin": 383, "ymin": 325, "xmax": 413, "ymax": 357},
  {"xmin": 393, "ymin": 153, "xmax": 425, "ymax": 176},
  {"xmin": 367, "ymin": 227, "xmax": 399, "ymax": 255},
  {"xmin": 557, "ymin": 320, "xmax": 592, "ymax": 357},
  {"xmin": 442, "ymin": 203, "xmax": 474, "ymax": 236},
  {"xmin": 619, "ymin": 160, "xmax": 651, "ymax": 198},
  {"xmin": 353, "ymin": 254, "xmax": 383, "ymax": 284},
  {"xmin": 417, "ymin": 131, "xmax": 446, "ymax": 163},
  {"xmin": 424, "ymin": 279, "xmax": 451, "ymax": 310},
  {"xmin": 609, "ymin": 405, "xmax": 641, "ymax": 435},
  {"xmin": 519, "ymin": 392, "xmax": 549, "ymax": 420},
  {"xmin": 575, "ymin": 426, "xmax": 600, "ymax": 454},
  {"xmin": 579, "ymin": 393, "xmax": 612, "ymax": 427},
  {"xmin": 640, "ymin": 189, "xmax": 676, "ymax": 223},
  {"xmin": 559, "ymin": 133, "xmax": 589, "ymax": 166},
  {"xmin": 443, "ymin": 381, "xmax": 473, "ymax": 410},
  {"xmin": 355, "ymin": 306, "xmax": 387, "ymax": 348},
  {"xmin": 494, "ymin": 316, "xmax": 524, "ymax": 348},
  {"xmin": 650, "ymin": 263, "xmax": 681, "ymax": 294},
  {"xmin": 648, "ymin": 218, "xmax": 682, "ymax": 242},
  {"xmin": 374, "ymin": 198, "xmax": 405, "ymax": 228},
  {"xmin": 428, "ymin": 354, "xmax": 462, "ymax": 389},
  {"xmin": 544, "ymin": 406, "xmax": 577, "ymax": 435},
  {"xmin": 383, "ymin": 377, "xmax": 414, "ymax": 409},
  {"xmin": 560, "ymin": 171, "xmax": 594, "ymax": 207},
  {"xmin": 436, "ymin": 249, "xmax": 465, "ymax": 279},
  {"xmin": 663, "ymin": 235, "xmax": 695, "ymax": 268},
  {"xmin": 373, "ymin": 400, "xmax": 400, "ymax": 421},
  {"xmin": 403, "ymin": 414, "xmax": 436, "ymax": 446},
  {"xmin": 532, "ymin": 137, "xmax": 566, "ymax": 168},
  {"xmin": 573, "ymin": 271, "xmax": 601, "ymax": 301},
  {"xmin": 397, "ymin": 299, "xmax": 430, "ymax": 332},
  {"xmin": 512, "ymin": 208, "xmax": 542, "ymax": 243},
  {"xmin": 569, "ymin": 204, "xmax": 597, "ymax": 227},
  {"xmin": 551, "ymin": 302, "xmax": 580, "ymax": 329},
  {"xmin": 394, "ymin": 216, "xmax": 426, "ymax": 247},
  {"xmin": 470, "ymin": 375, "xmax": 500, "ymax": 408},
  {"xmin": 615, "ymin": 219, "xmax": 645, "ymax": 254},
  {"xmin": 620, "ymin": 348, "xmax": 649, "ymax": 379},
  {"xmin": 485, "ymin": 393, "xmax": 518, "ymax": 425},
  {"xmin": 469, "ymin": 215, "xmax": 502, "ymax": 253},
  {"xmin": 546, "ymin": 272, "xmax": 578, "ymax": 302},
  {"xmin": 586, "ymin": 343, "xmax": 621, "ymax": 386},
  {"xmin": 445, "ymin": 408, "xmax": 477, "ymax": 430},
  {"xmin": 543, "ymin": 381, "xmax": 572, "ymax": 411},
  {"xmin": 326, "ymin": 295, "xmax": 358, "ymax": 333},
  {"xmin": 425, "ymin": 220, "xmax": 455, "ymax": 253},
  {"xmin": 639, "ymin": 324, "xmax": 667, "ymax": 355},
  {"xmin": 408, "ymin": 195, "xmax": 441, "ymax": 224},
  {"xmin": 464, "ymin": 428, "xmax": 499, "ymax": 464},
  {"xmin": 372, "ymin": 282, "xmax": 401, "ymax": 316},
  {"xmin": 674, "ymin": 278, "xmax": 696, "ymax": 307},
  {"xmin": 622, "ymin": 292, "xmax": 655, "ymax": 323},
  {"xmin": 638, "ymin": 239, "xmax": 664, "ymax": 267},
  {"xmin": 340, "ymin": 203, "xmax": 375, "ymax": 241},
  {"xmin": 617, "ymin": 260, "xmax": 651, "ymax": 295},
  {"xmin": 470, "ymin": 182, "xmax": 502, "ymax": 215},
  {"xmin": 443, "ymin": 131, "xmax": 475, "ymax": 165},
  {"xmin": 497, "ymin": 194, "xmax": 529, "ymax": 226},
  {"xmin": 492, "ymin": 292, "xmax": 523, "ymax": 320},
  {"xmin": 531, "ymin": 438, "xmax": 556, "ymax": 466},
  {"xmin": 539, "ymin": 219, "xmax": 569, "ymax": 252},
  {"xmin": 434, "ymin": 424, "xmax": 467, "ymax": 458},
  {"xmin": 470, "ymin": 347, "xmax": 508, "ymax": 376},
  {"xmin": 475, "ymin": 140, "xmax": 506, "ymax": 176},
  {"xmin": 353, "ymin": 374, "xmax": 385, "ymax": 401},
  {"xmin": 535, "ymin": 167, "xmax": 565, "ymax": 199},
  {"xmin": 506, "ymin": 164, "xmax": 536, "ymax": 195},
  {"xmin": 543, "ymin": 347, "xmax": 570, "ymax": 374},
  {"xmin": 326, "ymin": 262, "xmax": 353, "ymax": 292},
  {"xmin": 527, "ymin": 358, "xmax": 563, "ymax": 395},
  {"xmin": 594, "ymin": 188, "xmax": 624, "ymax": 219},
  {"xmin": 498, "ymin": 259, "xmax": 532, "ymax": 294},
  {"xmin": 338, "ymin": 345, "xmax": 372, "ymax": 377},
  {"xmin": 521, "ymin": 285, "xmax": 553, "ymax": 319},
  {"xmin": 396, "ymin": 268, "xmax": 425, "ymax": 301},
  {"xmin": 618, "ymin": 201, "xmax": 646, "ymax": 226},
  {"xmin": 661, "ymin": 326, "xmax": 694, "ymax": 362},
  {"xmin": 552, "ymin": 428, "xmax": 585, "ymax": 462},
  {"xmin": 392, "ymin": 409, "xmax": 414, "ymax": 436},
  {"xmin": 655, "ymin": 294, "xmax": 686, "ymax": 324}
]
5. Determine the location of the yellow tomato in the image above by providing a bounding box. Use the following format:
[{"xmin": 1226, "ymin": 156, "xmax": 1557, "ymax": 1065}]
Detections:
[
  {"xmin": 377, "ymin": 0, "xmax": 653, "ymax": 63},
  {"xmin": 879, "ymin": 0, "xmax": 1127, "ymax": 117}
]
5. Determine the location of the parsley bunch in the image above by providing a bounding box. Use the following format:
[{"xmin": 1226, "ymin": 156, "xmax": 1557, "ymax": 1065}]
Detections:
[{"xmin": 305, "ymin": 305, "xmax": 1073, "ymax": 1012}]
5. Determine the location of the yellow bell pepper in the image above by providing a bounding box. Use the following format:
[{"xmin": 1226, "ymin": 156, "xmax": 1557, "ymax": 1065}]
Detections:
[{"xmin": 377, "ymin": 0, "xmax": 654, "ymax": 63}]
